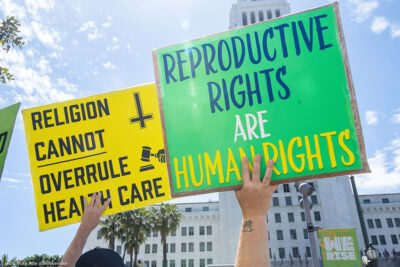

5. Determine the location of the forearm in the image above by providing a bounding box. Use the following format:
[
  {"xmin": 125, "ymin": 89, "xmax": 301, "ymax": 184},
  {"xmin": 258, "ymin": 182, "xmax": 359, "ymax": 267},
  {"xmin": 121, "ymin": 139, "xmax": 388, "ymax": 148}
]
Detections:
[
  {"xmin": 61, "ymin": 226, "xmax": 91, "ymax": 267},
  {"xmin": 235, "ymin": 215, "xmax": 270, "ymax": 267}
]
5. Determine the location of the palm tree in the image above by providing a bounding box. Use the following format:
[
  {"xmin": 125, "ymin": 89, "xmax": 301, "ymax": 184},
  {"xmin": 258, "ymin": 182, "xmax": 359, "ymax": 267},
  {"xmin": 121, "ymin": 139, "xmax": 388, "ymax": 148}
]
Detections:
[
  {"xmin": 98, "ymin": 214, "xmax": 120, "ymax": 250},
  {"xmin": 150, "ymin": 203, "xmax": 182, "ymax": 267},
  {"xmin": 0, "ymin": 254, "xmax": 16, "ymax": 267},
  {"xmin": 121, "ymin": 209, "xmax": 151, "ymax": 267}
]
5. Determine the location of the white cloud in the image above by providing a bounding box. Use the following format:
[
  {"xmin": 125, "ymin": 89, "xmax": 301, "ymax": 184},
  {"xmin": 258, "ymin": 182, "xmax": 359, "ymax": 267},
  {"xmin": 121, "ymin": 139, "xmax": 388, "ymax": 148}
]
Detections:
[
  {"xmin": 102, "ymin": 22, "xmax": 111, "ymax": 28},
  {"xmin": 25, "ymin": 0, "xmax": 55, "ymax": 17},
  {"xmin": 57, "ymin": 78, "xmax": 78, "ymax": 92},
  {"xmin": 365, "ymin": 110, "xmax": 378, "ymax": 125},
  {"xmin": 391, "ymin": 113, "xmax": 400, "ymax": 124},
  {"xmin": 102, "ymin": 61, "xmax": 116, "ymax": 70},
  {"xmin": 36, "ymin": 57, "xmax": 52, "ymax": 74},
  {"xmin": 349, "ymin": 0, "xmax": 379, "ymax": 22},
  {"xmin": 181, "ymin": 20, "xmax": 190, "ymax": 30},
  {"xmin": 2, "ymin": 177, "xmax": 22, "ymax": 183},
  {"xmin": 0, "ymin": 0, "xmax": 27, "ymax": 20},
  {"xmin": 357, "ymin": 137, "xmax": 400, "ymax": 193},
  {"xmin": 31, "ymin": 21, "xmax": 62, "ymax": 50},
  {"xmin": 78, "ymin": 21, "xmax": 103, "ymax": 40},
  {"xmin": 371, "ymin": 16, "xmax": 389, "ymax": 34},
  {"xmin": 106, "ymin": 37, "xmax": 121, "ymax": 51},
  {"xmin": 391, "ymin": 24, "xmax": 400, "ymax": 38}
]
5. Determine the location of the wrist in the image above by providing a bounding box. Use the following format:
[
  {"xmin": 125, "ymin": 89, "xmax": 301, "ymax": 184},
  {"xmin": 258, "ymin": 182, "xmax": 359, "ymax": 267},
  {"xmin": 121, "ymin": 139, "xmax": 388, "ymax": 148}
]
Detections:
[
  {"xmin": 78, "ymin": 223, "xmax": 93, "ymax": 236},
  {"xmin": 242, "ymin": 214, "xmax": 267, "ymax": 221}
]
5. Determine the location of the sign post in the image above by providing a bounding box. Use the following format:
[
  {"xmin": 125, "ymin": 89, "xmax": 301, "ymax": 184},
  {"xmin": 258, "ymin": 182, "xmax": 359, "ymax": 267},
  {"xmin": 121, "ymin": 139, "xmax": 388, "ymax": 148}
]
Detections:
[
  {"xmin": 153, "ymin": 2, "xmax": 369, "ymax": 197},
  {"xmin": 23, "ymin": 84, "xmax": 173, "ymax": 231},
  {"xmin": 0, "ymin": 102, "xmax": 21, "ymax": 180}
]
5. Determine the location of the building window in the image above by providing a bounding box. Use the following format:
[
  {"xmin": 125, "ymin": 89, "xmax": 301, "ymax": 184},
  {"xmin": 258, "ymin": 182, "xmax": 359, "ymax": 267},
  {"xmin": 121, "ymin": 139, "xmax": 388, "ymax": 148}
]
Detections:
[
  {"xmin": 181, "ymin": 227, "xmax": 187, "ymax": 236},
  {"xmin": 267, "ymin": 10, "xmax": 272, "ymax": 19},
  {"xmin": 290, "ymin": 229, "xmax": 297, "ymax": 240},
  {"xmin": 379, "ymin": 235, "xmax": 386, "ymax": 245},
  {"xmin": 181, "ymin": 259, "xmax": 187, "ymax": 267},
  {"xmin": 275, "ymin": 9, "xmax": 281, "ymax": 17},
  {"xmin": 116, "ymin": 245, "xmax": 121, "ymax": 255},
  {"xmin": 288, "ymin": 212, "xmax": 294, "ymax": 222},
  {"xmin": 185, "ymin": 207, "xmax": 192, "ymax": 212},
  {"xmin": 367, "ymin": 219, "xmax": 374, "ymax": 228},
  {"xmin": 258, "ymin": 11, "xmax": 264, "ymax": 21},
  {"xmin": 207, "ymin": 226, "xmax": 212, "ymax": 235},
  {"xmin": 395, "ymin": 218, "xmax": 400, "ymax": 227},
  {"xmin": 202, "ymin": 206, "xmax": 209, "ymax": 212},
  {"xmin": 170, "ymin": 243, "xmax": 176, "ymax": 253},
  {"xmin": 273, "ymin": 197, "xmax": 279, "ymax": 206},
  {"xmin": 375, "ymin": 219, "xmax": 382, "ymax": 228},
  {"xmin": 188, "ymin": 242, "xmax": 194, "ymax": 252},
  {"xmin": 153, "ymin": 231, "xmax": 158, "ymax": 237},
  {"xmin": 371, "ymin": 235, "xmax": 378, "ymax": 245},
  {"xmin": 199, "ymin": 259, "xmax": 205, "ymax": 267},
  {"xmin": 363, "ymin": 199, "xmax": 371, "ymax": 204},
  {"xmin": 151, "ymin": 261, "xmax": 157, "ymax": 267},
  {"xmin": 303, "ymin": 229, "xmax": 308, "ymax": 239},
  {"xmin": 279, "ymin": 248, "xmax": 285, "ymax": 259},
  {"xmin": 314, "ymin": 211, "xmax": 321, "ymax": 221},
  {"xmin": 171, "ymin": 231, "xmax": 176, "ymax": 237},
  {"xmin": 200, "ymin": 242, "xmax": 205, "ymax": 252},
  {"xmin": 207, "ymin": 259, "xmax": 213, "ymax": 265},
  {"xmin": 145, "ymin": 244, "xmax": 151, "ymax": 254},
  {"xmin": 277, "ymin": 230, "xmax": 284, "ymax": 240},
  {"xmin": 292, "ymin": 247, "xmax": 299, "ymax": 257},
  {"xmin": 275, "ymin": 213, "xmax": 282, "ymax": 223},
  {"xmin": 391, "ymin": 235, "xmax": 398, "ymax": 245},
  {"xmin": 170, "ymin": 260, "xmax": 175, "ymax": 267},
  {"xmin": 97, "ymin": 231, "xmax": 102, "ymax": 239},
  {"xmin": 298, "ymin": 196, "xmax": 302, "ymax": 202},
  {"xmin": 387, "ymin": 218, "xmax": 394, "ymax": 228},
  {"xmin": 188, "ymin": 226, "xmax": 194, "ymax": 236},
  {"xmin": 145, "ymin": 261, "xmax": 150, "ymax": 267},
  {"xmin": 242, "ymin": 12, "xmax": 248, "ymax": 26},
  {"xmin": 207, "ymin": 242, "xmax": 213, "ymax": 252},
  {"xmin": 146, "ymin": 231, "xmax": 151, "ymax": 237},
  {"xmin": 301, "ymin": 212, "xmax": 305, "ymax": 222},
  {"xmin": 199, "ymin": 226, "xmax": 205, "ymax": 235},
  {"xmin": 283, "ymin": 184, "xmax": 290, "ymax": 192},
  {"xmin": 181, "ymin": 243, "xmax": 187, "ymax": 252},
  {"xmin": 382, "ymin": 198, "xmax": 389, "ymax": 203},
  {"xmin": 188, "ymin": 259, "xmax": 194, "ymax": 267},
  {"xmin": 274, "ymin": 188, "xmax": 278, "ymax": 193},
  {"xmin": 152, "ymin": 244, "xmax": 157, "ymax": 253},
  {"xmin": 306, "ymin": 247, "xmax": 311, "ymax": 257},
  {"xmin": 285, "ymin": 197, "xmax": 292, "ymax": 206},
  {"xmin": 311, "ymin": 195, "xmax": 318, "ymax": 204},
  {"xmin": 250, "ymin": 11, "xmax": 256, "ymax": 24}
]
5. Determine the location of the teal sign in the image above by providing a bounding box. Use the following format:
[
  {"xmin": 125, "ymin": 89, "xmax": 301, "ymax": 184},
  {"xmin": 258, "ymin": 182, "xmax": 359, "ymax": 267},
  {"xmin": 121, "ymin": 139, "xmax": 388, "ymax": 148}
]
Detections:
[{"xmin": 153, "ymin": 3, "xmax": 369, "ymax": 196}]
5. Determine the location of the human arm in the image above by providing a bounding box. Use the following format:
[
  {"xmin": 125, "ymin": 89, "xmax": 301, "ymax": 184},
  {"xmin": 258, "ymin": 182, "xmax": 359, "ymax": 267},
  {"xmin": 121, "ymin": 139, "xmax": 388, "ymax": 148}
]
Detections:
[
  {"xmin": 60, "ymin": 192, "xmax": 111, "ymax": 267},
  {"xmin": 234, "ymin": 155, "xmax": 278, "ymax": 267}
]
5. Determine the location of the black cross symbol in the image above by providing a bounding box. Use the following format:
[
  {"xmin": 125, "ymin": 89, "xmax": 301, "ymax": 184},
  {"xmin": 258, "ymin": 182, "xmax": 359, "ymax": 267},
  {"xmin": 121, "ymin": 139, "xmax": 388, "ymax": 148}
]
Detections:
[{"xmin": 130, "ymin": 92, "xmax": 153, "ymax": 129}]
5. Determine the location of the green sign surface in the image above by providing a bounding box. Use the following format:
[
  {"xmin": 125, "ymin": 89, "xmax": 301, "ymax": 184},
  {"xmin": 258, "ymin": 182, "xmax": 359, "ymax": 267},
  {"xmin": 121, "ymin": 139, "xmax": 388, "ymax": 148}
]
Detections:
[
  {"xmin": 153, "ymin": 3, "xmax": 369, "ymax": 196},
  {"xmin": 319, "ymin": 228, "xmax": 363, "ymax": 267},
  {"xmin": 0, "ymin": 102, "xmax": 21, "ymax": 180}
]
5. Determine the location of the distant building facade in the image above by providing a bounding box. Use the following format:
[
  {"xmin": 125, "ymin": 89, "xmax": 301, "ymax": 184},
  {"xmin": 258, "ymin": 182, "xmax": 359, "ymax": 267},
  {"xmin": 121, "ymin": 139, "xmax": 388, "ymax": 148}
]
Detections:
[
  {"xmin": 359, "ymin": 193, "xmax": 400, "ymax": 255},
  {"xmin": 229, "ymin": 0, "xmax": 290, "ymax": 29}
]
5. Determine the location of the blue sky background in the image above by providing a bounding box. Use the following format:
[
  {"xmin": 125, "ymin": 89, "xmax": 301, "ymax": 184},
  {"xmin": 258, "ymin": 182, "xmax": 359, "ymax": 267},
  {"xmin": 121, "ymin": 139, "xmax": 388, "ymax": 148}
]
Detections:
[{"xmin": 0, "ymin": 0, "xmax": 399, "ymax": 259}]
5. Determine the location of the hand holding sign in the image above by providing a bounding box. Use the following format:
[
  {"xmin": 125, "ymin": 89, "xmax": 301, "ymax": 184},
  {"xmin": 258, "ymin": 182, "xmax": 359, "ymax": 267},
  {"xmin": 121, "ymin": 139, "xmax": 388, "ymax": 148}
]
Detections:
[{"xmin": 235, "ymin": 156, "xmax": 278, "ymax": 219}]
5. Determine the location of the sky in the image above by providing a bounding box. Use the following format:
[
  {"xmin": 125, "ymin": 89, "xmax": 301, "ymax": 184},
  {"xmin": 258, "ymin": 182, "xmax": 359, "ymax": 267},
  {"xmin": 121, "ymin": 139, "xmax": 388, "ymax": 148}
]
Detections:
[{"xmin": 0, "ymin": 0, "xmax": 399, "ymax": 259}]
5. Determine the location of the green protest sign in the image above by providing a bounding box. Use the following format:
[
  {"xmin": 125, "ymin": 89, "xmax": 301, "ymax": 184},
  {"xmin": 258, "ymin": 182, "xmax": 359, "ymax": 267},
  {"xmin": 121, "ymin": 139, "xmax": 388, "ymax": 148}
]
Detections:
[
  {"xmin": 0, "ymin": 102, "xmax": 21, "ymax": 180},
  {"xmin": 153, "ymin": 2, "xmax": 369, "ymax": 197},
  {"xmin": 319, "ymin": 228, "xmax": 363, "ymax": 266}
]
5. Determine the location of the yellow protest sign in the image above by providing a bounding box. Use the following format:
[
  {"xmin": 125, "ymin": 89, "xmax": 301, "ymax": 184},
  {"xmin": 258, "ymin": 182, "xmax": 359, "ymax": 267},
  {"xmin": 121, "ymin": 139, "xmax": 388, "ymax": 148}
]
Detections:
[{"xmin": 23, "ymin": 84, "xmax": 172, "ymax": 231}]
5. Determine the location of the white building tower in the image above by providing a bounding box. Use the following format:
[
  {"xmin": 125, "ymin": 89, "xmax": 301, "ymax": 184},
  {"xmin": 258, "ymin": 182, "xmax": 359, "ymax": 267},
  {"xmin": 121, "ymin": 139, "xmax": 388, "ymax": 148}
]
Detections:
[{"xmin": 229, "ymin": 0, "xmax": 291, "ymax": 29}]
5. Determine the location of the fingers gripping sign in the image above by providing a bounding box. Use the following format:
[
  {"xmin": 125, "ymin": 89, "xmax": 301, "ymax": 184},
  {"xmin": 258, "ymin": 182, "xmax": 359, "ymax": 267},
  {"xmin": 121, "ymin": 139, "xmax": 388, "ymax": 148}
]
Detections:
[{"xmin": 235, "ymin": 155, "xmax": 278, "ymax": 219}]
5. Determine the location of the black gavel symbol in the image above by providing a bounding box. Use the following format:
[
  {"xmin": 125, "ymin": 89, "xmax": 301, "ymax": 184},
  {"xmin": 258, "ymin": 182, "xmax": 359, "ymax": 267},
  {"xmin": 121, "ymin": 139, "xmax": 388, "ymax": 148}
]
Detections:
[{"xmin": 141, "ymin": 146, "xmax": 166, "ymax": 163}]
